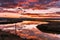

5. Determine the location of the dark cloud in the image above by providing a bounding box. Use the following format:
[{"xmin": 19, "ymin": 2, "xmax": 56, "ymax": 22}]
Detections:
[
  {"xmin": 0, "ymin": 0, "xmax": 60, "ymax": 8},
  {"xmin": 54, "ymin": 1, "xmax": 60, "ymax": 7}
]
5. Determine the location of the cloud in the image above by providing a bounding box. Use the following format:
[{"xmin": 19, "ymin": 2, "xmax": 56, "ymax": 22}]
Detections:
[{"xmin": 24, "ymin": 7, "xmax": 60, "ymax": 13}]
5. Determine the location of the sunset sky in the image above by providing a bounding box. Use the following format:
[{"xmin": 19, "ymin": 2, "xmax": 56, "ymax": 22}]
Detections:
[{"xmin": 0, "ymin": 0, "xmax": 60, "ymax": 8}]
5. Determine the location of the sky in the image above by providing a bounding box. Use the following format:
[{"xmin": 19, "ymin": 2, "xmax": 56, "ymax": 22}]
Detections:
[
  {"xmin": 0, "ymin": 0, "xmax": 60, "ymax": 13},
  {"xmin": 0, "ymin": 0, "xmax": 60, "ymax": 7},
  {"xmin": 23, "ymin": 7, "xmax": 60, "ymax": 13}
]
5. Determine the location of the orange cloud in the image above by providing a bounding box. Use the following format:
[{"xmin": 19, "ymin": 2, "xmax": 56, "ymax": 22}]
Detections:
[{"xmin": 27, "ymin": 0, "xmax": 38, "ymax": 2}]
